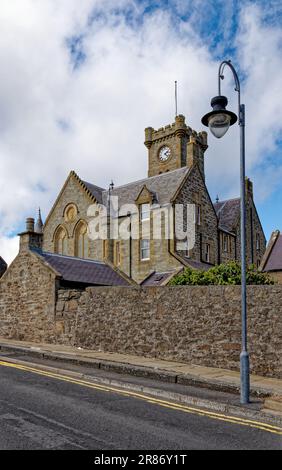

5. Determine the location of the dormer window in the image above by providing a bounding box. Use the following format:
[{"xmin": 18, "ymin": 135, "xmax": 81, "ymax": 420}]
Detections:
[{"xmin": 140, "ymin": 203, "xmax": 150, "ymax": 222}]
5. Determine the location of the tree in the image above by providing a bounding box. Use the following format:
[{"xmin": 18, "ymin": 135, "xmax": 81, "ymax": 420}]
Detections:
[{"xmin": 169, "ymin": 261, "xmax": 274, "ymax": 286}]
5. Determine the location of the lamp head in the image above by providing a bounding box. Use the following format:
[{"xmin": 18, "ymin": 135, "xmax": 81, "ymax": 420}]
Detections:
[{"xmin": 201, "ymin": 95, "xmax": 237, "ymax": 138}]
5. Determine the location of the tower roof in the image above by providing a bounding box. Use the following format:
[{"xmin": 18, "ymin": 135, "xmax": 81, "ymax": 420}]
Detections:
[{"xmin": 35, "ymin": 208, "xmax": 44, "ymax": 234}]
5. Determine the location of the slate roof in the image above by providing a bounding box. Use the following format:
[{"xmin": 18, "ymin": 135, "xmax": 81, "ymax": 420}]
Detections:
[
  {"xmin": 37, "ymin": 252, "xmax": 130, "ymax": 286},
  {"xmin": 262, "ymin": 231, "xmax": 282, "ymax": 272},
  {"xmin": 214, "ymin": 198, "xmax": 240, "ymax": 233},
  {"xmin": 185, "ymin": 259, "xmax": 213, "ymax": 271},
  {"xmin": 83, "ymin": 181, "xmax": 105, "ymax": 204},
  {"xmin": 141, "ymin": 271, "xmax": 175, "ymax": 286},
  {"xmin": 0, "ymin": 256, "xmax": 7, "ymax": 275},
  {"xmin": 108, "ymin": 167, "xmax": 189, "ymax": 206},
  {"xmin": 0, "ymin": 256, "xmax": 7, "ymax": 267},
  {"xmin": 84, "ymin": 167, "xmax": 189, "ymax": 208}
]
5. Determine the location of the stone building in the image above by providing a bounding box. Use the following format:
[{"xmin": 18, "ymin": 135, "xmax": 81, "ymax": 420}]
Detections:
[
  {"xmin": 7, "ymin": 114, "xmax": 266, "ymax": 286},
  {"xmin": 0, "ymin": 217, "xmax": 132, "ymax": 342},
  {"xmin": 259, "ymin": 230, "xmax": 282, "ymax": 283},
  {"xmin": 0, "ymin": 116, "xmax": 276, "ymax": 373},
  {"xmin": 214, "ymin": 177, "xmax": 265, "ymax": 269},
  {"xmin": 40, "ymin": 114, "xmax": 266, "ymax": 284}
]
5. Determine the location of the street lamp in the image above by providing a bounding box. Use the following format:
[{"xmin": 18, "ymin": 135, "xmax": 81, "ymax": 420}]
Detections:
[{"xmin": 201, "ymin": 60, "xmax": 250, "ymax": 405}]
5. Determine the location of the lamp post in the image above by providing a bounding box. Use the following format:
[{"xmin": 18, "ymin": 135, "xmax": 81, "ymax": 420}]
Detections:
[{"xmin": 201, "ymin": 60, "xmax": 250, "ymax": 404}]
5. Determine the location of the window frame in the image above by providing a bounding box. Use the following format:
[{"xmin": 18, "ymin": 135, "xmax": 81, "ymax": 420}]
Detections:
[
  {"xmin": 115, "ymin": 241, "xmax": 121, "ymax": 266},
  {"xmin": 256, "ymin": 234, "xmax": 260, "ymax": 251},
  {"xmin": 140, "ymin": 239, "xmax": 150, "ymax": 261},
  {"xmin": 204, "ymin": 243, "xmax": 210, "ymax": 263},
  {"xmin": 140, "ymin": 203, "xmax": 150, "ymax": 222}
]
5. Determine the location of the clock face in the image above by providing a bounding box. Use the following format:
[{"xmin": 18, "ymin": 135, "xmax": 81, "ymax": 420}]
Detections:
[{"xmin": 159, "ymin": 146, "xmax": 171, "ymax": 162}]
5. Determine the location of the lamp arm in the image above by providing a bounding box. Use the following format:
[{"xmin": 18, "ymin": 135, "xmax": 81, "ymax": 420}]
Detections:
[{"xmin": 218, "ymin": 60, "xmax": 242, "ymax": 124}]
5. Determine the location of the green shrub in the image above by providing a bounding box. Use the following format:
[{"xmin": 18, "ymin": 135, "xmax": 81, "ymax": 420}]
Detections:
[{"xmin": 169, "ymin": 261, "xmax": 274, "ymax": 286}]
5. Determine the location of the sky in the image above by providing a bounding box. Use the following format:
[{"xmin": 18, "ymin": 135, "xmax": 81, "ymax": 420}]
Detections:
[{"xmin": 0, "ymin": 0, "xmax": 282, "ymax": 264}]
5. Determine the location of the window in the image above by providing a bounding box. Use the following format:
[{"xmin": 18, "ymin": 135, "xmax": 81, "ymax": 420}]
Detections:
[
  {"xmin": 115, "ymin": 241, "xmax": 121, "ymax": 266},
  {"xmin": 64, "ymin": 203, "xmax": 77, "ymax": 223},
  {"xmin": 54, "ymin": 226, "xmax": 68, "ymax": 255},
  {"xmin": 204, "ymin": 243, "xmax": 210, "ymax": 263},
  {"xmin": 256, "ymin": 234, "xmax": 260, "ymax": 251},
  {"xmin": 194, "ymin": 204, "xmax": 201, "ymax": 225},
  {"xmin": 75, "ymin": 221, "xmax": 89, "ymax": 259},
  {"xmin": 140, "ymin": 203, "xmax": 150, "ymax": 222},
  {"xmin": 140, "ymin": 239, "xmax": 150, "ymax": 260},
  {"xmin": 103, "ymin": 240, "xmax": 107, "ymax": 259},
  {"xmin": 223, "ymin": 235, "xmax": 228, "ymax": 252},
  {"xmin": 186, "ymin": 237, "xmax": 191, "ymax": 258}
]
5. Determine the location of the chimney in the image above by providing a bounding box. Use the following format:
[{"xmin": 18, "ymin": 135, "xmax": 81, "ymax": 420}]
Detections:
[
  {"xmin": 18, "ymin": 217, "xmax": 43, "ymax": 253},
  {"xmin": 245, "ymin": 178, "xmax": 253, "ymax": 199},
  {"xmin": 187, "ymin": 133, "xmax": 207, "ymax": 180}
]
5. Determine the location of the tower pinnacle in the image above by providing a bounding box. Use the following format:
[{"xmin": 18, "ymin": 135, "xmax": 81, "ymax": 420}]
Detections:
[{"xmin": 35, "ymin": 208, "xmax": 43, "ymax": 234}]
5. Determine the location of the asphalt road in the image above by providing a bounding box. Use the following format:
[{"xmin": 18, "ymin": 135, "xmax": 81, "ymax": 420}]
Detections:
[{"xmin": 0, "ymin": 361, "xmax": 281, "ymax": 450}]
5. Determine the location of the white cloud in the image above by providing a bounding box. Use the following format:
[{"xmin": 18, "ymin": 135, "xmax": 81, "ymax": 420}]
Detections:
[
  {"xmin": 0, "ymin": 236, "xmax": 18, "ymax": 265},
  {"xmin": 0, "ymin": 0, "xmax": 281, "ymax": 264}
]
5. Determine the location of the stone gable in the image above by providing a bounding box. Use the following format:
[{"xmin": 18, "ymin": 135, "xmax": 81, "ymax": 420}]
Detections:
[
  {"xmin": 43, "ymin": 172, "xmax": 104, "ymax": 261},
  {"xmin": 0, "ymin": 250, "xmax": 57, "ymax": 342},
  {"xmin": 174, "ymin": 164, "xmax": 218, "ymax": 265}
]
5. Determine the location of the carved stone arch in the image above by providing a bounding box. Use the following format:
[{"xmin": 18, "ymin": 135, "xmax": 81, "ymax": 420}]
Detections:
[
  {"xmin": 63, "ymin": 203, "xmax": 78, "ymax": 223},
  {"xmin": 74, "ymin": 219, "xmax": 89, "ymax": 259},
  {"xmin": 53, "ymin": 225, "xmax": 69, "ymax": 255}
]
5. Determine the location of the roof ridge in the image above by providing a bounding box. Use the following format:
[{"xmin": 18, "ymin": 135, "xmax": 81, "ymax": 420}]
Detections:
[
  {"xmin": 214, "ymin": 197, "xmax": 240, "ymax": 205},
  {"xmin": 217, "ymin": 199, "xmax": 229, "ymax": 216},
  {"xmin": 101, "ymin": 167, "xmax": 189, "ymax": 192},
  {"xmin": 83, "ymin": 180, "xmax": 105, "ymax": 191},
  {"xmin": 41, "ymin": 251, "xmax": 106, "ymax": 265}
]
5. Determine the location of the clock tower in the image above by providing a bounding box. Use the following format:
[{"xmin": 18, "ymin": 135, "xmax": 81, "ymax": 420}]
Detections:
[{"xmin": 144, "ymin": 115, "xmax": 208, "ymax": 179}]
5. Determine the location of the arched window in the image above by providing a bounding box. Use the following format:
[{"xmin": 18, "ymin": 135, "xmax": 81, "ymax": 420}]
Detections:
[
  {"xmin": 54, "ymin": 226, "xmax": 68, "ymax": 255},
  {"xmin": 75, "ymin": 221, "xmax": 89, "ymax": 259}
]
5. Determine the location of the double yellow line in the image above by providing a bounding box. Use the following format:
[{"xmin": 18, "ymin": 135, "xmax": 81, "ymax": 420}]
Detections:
[{"xmin": 0, "ymin": 359, "xmax": 281, "ymax": 436}]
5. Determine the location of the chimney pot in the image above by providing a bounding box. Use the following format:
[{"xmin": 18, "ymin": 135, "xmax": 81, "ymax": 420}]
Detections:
[{"xmin": 26, "ymin": 218, "xmax": 35, "ymax": 232}]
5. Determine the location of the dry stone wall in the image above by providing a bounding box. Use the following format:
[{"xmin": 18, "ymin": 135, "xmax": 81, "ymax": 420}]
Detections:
[
  {"xmin": 0, "ymin": 261, "xmax": 281, "ymax": 378},
  {"xmin": 71, "ymin": 285, "xmax": 281, "ymax": 378},
  {"xmin": 0, "ymin": 251, "xmax": 57, "ymax": 342}
]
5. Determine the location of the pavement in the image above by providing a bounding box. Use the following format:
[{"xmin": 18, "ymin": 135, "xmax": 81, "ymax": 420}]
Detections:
[{"xmin": 0, "ymin": 338, "xmax": 281, "ymax": 423}]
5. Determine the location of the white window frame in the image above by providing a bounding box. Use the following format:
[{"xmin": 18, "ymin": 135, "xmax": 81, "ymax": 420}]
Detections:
[
  {"xmin": 140, "ymin": 239, "xmax": 150, "ymax": 261},
  {"xmin": 140, "ymin": 203, "xmax": 150, "ymax": 222}
]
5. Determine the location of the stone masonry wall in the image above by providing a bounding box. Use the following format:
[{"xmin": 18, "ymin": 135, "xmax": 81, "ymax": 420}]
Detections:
[
  {"xmin": 1, "ymin": 263, "xmax": 281, "ymax": 378},
  {"xmin": 175, "ymin": 165, "xmax": 218, "ymax": 265},
  {"xmin": 67, "ymin": 285, "xmax": 281, "ymax": 378},
  {"xmin": 0, "ymin": 250, "xmax": 58, "ymax": 342},
  {"xmin": 55, "ymin": 288, "xmax": 84, "ymax": 345}
]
